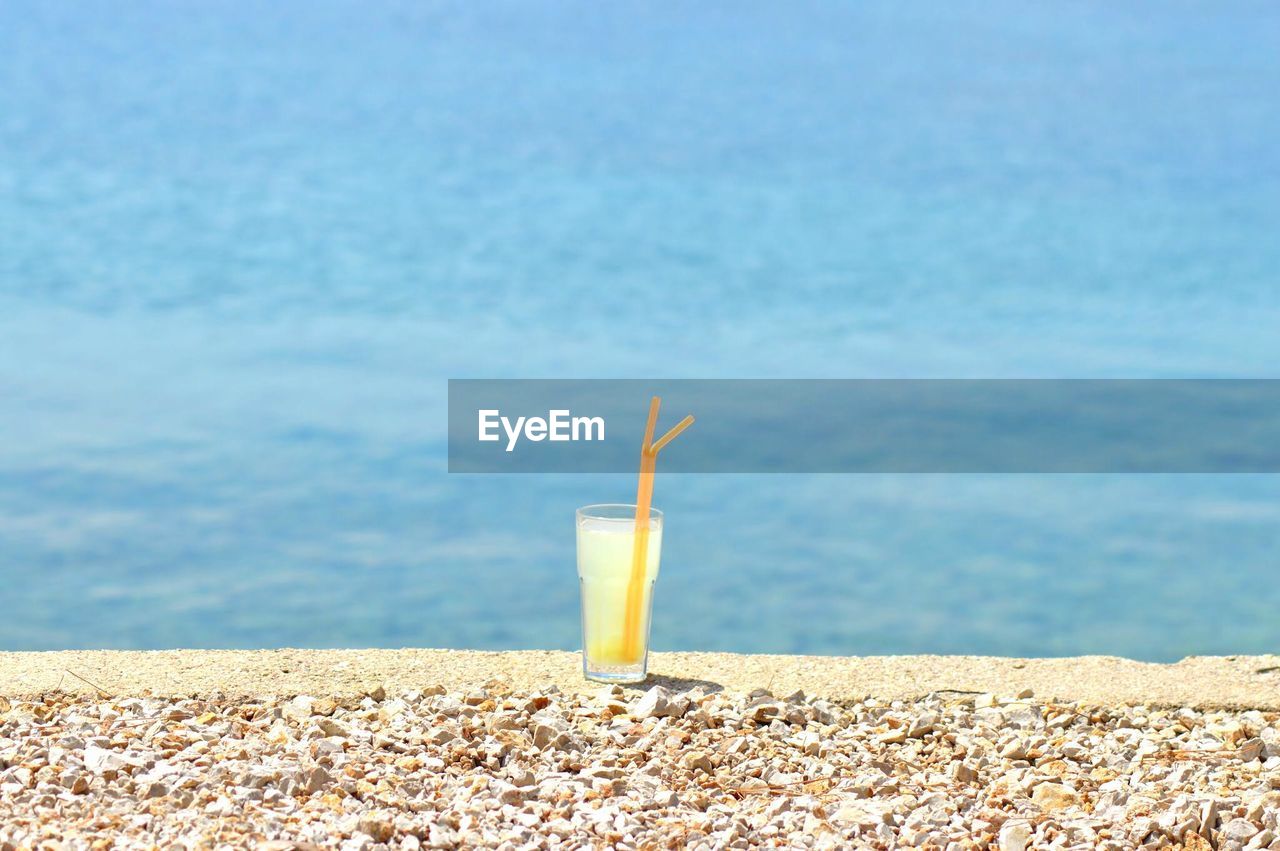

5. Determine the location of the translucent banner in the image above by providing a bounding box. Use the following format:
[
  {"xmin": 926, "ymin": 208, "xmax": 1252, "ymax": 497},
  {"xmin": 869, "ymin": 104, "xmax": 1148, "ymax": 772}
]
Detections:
[{"xmin": 447, "ymin": 379, "xmax": 1280, "ymax": 473}]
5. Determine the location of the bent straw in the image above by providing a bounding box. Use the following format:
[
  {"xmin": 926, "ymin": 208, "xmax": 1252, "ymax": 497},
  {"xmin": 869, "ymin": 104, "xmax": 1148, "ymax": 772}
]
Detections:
[
  {"xmin": 620, "ymin": 398, "xmax": 660, "ymax": 660},
  {"xmin": 650, "ymin": 414, "xmax": 695, "ymax": 455},
  {"xmin": 621, "ymin": 397, "xmax": 694, "ymax": 660}
]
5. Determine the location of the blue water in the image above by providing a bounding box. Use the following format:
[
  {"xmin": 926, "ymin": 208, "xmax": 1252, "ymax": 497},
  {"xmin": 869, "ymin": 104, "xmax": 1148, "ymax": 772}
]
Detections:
[{"xmin": 2, "ymin": 1, "xmax": 1279, "ymax": 659}]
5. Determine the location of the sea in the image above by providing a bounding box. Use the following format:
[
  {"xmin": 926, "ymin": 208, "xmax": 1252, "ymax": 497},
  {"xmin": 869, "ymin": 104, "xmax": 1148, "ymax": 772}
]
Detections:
[{"xmin": 2, "ymin": 0, "xmax": 1278, "ymax": 660}]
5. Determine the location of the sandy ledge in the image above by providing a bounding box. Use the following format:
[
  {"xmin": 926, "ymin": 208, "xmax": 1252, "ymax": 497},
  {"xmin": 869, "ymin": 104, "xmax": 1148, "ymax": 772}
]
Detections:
[
  {"xmin": 3, "ymin": 654, "xmax": 1280, "ymax": 848},
  {"xmin": 2, "ymin": 650, "xmax": 1278, "ymax": 709}
]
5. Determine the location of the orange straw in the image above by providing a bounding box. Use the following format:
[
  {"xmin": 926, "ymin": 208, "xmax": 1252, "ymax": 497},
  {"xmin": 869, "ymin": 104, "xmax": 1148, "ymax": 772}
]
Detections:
[{"xmin": 622, "ymin": 396, "xmax": 694, "ymax": 660}]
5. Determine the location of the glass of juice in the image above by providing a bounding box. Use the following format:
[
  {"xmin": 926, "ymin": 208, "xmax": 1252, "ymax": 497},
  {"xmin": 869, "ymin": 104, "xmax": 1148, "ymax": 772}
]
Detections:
[{"xmin": 576, "ymin": 503, "xmax": 662, "ymax": 683}]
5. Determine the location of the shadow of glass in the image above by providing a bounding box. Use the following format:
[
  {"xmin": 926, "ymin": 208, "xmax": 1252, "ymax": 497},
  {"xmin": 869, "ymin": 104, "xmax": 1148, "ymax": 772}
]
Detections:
[{"xmin": 623, "ymin": 673, "xmax": 723, "ymax": 694}]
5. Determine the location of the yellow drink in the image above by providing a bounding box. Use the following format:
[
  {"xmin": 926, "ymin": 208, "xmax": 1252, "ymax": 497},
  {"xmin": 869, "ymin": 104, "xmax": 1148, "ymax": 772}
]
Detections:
[{"xmin": 576, "ymin": 505, "xmax": 662, "ymax": 680}]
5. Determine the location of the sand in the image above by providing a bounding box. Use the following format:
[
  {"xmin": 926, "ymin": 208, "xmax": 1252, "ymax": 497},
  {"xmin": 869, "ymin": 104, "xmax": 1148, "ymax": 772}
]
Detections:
[{"xmin": 2, "ymin": 649, "xmax": 1278, "ymax": 709}]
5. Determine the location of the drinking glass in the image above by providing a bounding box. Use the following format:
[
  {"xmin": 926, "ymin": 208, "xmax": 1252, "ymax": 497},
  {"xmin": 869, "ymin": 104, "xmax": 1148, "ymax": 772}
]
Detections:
[{"xmin": 576, "ymin": 504, "xmax": 662, "ymax": 683}]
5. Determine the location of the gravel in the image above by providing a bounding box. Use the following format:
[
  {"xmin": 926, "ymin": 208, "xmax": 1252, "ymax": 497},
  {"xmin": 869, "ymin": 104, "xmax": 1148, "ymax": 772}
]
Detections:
[{"xmin": 2, "ymin": 684, "xmax": 1279, "ymax": 849}]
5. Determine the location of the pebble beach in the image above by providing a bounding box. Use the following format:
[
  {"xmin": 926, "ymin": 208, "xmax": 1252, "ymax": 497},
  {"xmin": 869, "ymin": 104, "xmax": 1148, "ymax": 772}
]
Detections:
[{"xmin": 3, "ymin": 668, "xmax": 1280, "ymax": 850}]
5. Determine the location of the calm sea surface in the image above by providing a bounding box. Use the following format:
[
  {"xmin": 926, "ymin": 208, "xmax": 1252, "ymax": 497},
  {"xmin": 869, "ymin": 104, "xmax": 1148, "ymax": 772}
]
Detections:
[{"xmin": 2, "ymin": 1, "xmax": 1278, "ymax": 659}]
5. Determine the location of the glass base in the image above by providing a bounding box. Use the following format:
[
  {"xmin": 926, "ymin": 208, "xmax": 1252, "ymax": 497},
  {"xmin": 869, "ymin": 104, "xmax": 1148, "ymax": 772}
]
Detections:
[{"xmin": 583, "ymin": 658, "xmax": 648, "ymax": 684}]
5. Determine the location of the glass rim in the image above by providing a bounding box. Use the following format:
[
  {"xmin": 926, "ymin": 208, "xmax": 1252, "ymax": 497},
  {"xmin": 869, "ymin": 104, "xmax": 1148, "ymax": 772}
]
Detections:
[{"xmin": 576, "ymin": 503, "xmax": 663, "ymax": 522}]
